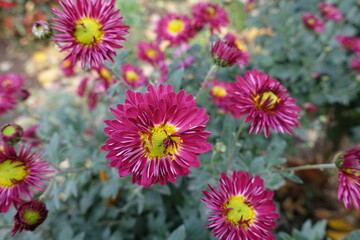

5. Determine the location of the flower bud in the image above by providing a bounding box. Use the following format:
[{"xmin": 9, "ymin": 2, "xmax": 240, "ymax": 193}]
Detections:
[
  {"xmin": 32, "ymin": 21, "xmax": 52, "ymax": 39},
  {"xmin": 0, "ymin": 123, "xmax": 23, "ymax": 145},
  {"xmin": 215, "ymin": 141, "xmax": 227, "ymax": 153}
]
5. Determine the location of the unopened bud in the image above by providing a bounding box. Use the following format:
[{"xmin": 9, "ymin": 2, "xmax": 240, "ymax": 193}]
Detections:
[
  {"xmin": 215, "ymin": 141, "xmax": 227, "ymax": 153},
  {"xmin": 0, "ymin": 123, "xmax": 23, "ymax": 145},
  {"xmin": 32, "ymin": 21, "xmax": 52, "ymax": 39}
]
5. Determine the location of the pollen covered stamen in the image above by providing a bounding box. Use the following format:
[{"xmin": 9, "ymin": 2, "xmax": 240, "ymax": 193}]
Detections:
[
  {"xmin": 74, "ymin": 18, "xmax": 104, "ymax": 46},
  {"xmin": 0, "ymin": 160, "xmax": 28, "ymax": 188},
  {"xmin": 140, "ymin": 123, "xmax": 182, "ymax": 160},
  {"xmin": 125, "ymin": 71, "xmax": 139, "ymax": 82},
  {"xmin": 167, "ymin": 19, "xmax": 185, "ymax": 35},
  {"xmin": 254, "ymin": 91, "xmax": 280, "ymax": 110},
  {"xmin": 225, "ymin": 196, "xmax": 256, "ymax": 228}
]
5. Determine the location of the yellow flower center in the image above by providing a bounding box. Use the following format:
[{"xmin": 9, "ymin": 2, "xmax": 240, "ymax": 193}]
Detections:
[
  {"xmin": 254, "ymin": 91, "xmax": 280, "ymax": 110},
  {"xmin": 0, "ymin": 144, "xmax": 4, "ymax": 152},
  {"xmin": 225, "ymin": 196, "xmax": 256, "ymax": 228},
  {"xmin": 206, "ymin": 6, "xmax": 216, "ymax": 18},
  {"xmin": 1, "ymin": 79, "xmax": 11, "ymax": 87},
  {"xmin": 74, "ymin": 18, "xmax": 104, "ymax": 46},
  {"xmin": 307, "ymin": 18, "xmax": 315, "ymax": 25},
  {"xmin": 234, "ymin": 39, "xmax": 245, "ymax": 51},
  {"xmin": 100, "ymin": 68, "xmax": 112, "ymax": 83},
  {"xmin": 146, "ymin": 48, "xmax": 157, "ymax": 58},
  {"xmin": 22, "ymin": 209, "xmax": 41, "ymax": 225},
  {"xmin": 0, "ymin": 160, "xmax": 28, "ymax": 188},
  {"xmin": 139, "ymin": 123, "xmax": 182, "ymax": 160},
  {"xmin": 344, "ymin": 169, "xmax": 360, "ymax": 177},
  {"xmin": 125, "ymin": 71, "xmax": 139, "ymax": 82},
  {"xmin": 212, "ymin": 86, "xmax": 227, "ymax": 97},
  {"xmin": 167, "ymin": 19, "xmax": 185, "ymax": 35},
  {"xmin": 62, "ymin": 60, "xmax": 71, "ymax": 68},
  {"xmin": 2, "ymin": 125, "xmax": 15, "ymax": 136}
]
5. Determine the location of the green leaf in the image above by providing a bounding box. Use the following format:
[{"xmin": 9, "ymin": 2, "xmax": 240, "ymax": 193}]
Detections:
[
  {"xmin": 168, "ymin": 225, "xmax": 186, "ymax": 240},
  {"xmin": 344, "ymin": 230, "xmax": 360, "ymax": 240},
  {"xmin": 168, "ymin": 68, "xmax": 184, "ymax": 92}
]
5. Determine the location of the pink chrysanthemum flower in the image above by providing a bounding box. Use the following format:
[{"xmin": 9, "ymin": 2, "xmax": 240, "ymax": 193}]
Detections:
[
  {"xmin": 302, "ymin": 13, "xmax": 324, "ymax": 33},
  {"xmin": 0, "ymin": 93, "xmax": 17, "ymax": 116},
  {"xmin": 52, "ymin": 0, "xmax": 129, "ymax": 69},
  {"xmin": 337, "ymin": 144, "xmax": 360, "ymax": 210},
  {"xmin": 156, "ymin": 13, "xmax": 194, "ymax": 47},
  {"xmin": 350, "ymin": 57, "xmax": 360, "ymax": 74},
  {"xmin": 245, "ymin": 0, "xmax": 256, "ymax": 13},
  {"xmin": 318, "ymin": 2, "xmax": 343, "ymax": 22},
  {"xmin": 336, "ymin": 35, "xmax": 360, "ymax": 55},
  {"xmin": 201, "ymin": 171, "xmax": 280, "ymax": 240},
  {"xmin": 121, "ymin": 64, "xmax": 148, "ymax": 89},
  {"xmin": 0, "ymin": 145, "xmax": 52, "ymax": 213},
  {"xmin": 60, "ymin": 57, "xmax": 76, "ymax": 77},
  {"xmin": 226, "ymin": 69, "xmax": 301, "ymax": 138},
  {"xmin": 0, "ymin": 123, "xmax": 24, "ymax": 146},
  {"xmin": 212, "ymin": 39, "xmax": 249, "ymax": 67},
  {"xmin": 93, "ymin": 65, "xmax": 115, "ymax": 89},
  {"xmin": 102, "ymin": 84, "xmax": 212, "ymax": 187},
  {"xmin": 191, "ymin": 2, "xmax": 229, "ymax": 33},
  {"xmin": 137, "ymin": 42, "xmax": 165, "ymax": 66},
  {"xmin": 224, "ymin": 33, "xmax": 250, "ymax": 66},
  {"xmin": 206, "ymin": 80, "xmax": 231, "ymax": 111},
  {"xmin": 11, "ymin": 200, "xmax": 48, "ymax": 236},
  {"xmin": 0, "ymin": 73, "xmax": 25, "ymax": 95}
]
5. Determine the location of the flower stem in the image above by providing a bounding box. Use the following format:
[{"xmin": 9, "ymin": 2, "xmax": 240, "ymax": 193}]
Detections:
[
  {"xmin": 284, "ymin": 163, "xmax": 336, "ymax": 172},
  {"xmin": 226, "ymin": 120, "xmax": 247, "ymax": 174},
  {"xmin": 195, "ymin": 65, "xmax": 218, "ymax": 100}
]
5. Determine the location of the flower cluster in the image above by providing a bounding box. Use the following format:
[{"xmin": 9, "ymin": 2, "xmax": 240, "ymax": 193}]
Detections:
[{"xmin": 0, "ymin": 73, "xmax": 28, "ymax": 116}]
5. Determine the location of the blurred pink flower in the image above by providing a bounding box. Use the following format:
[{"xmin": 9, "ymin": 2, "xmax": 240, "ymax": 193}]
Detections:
[
  {"xmin": 303, "ymin": 102, "xmax": 317, "ymax": 112},
  {"xmin": 211, "ymin": 39, "xmax": 249, "ymax": 67},
  {"xmin": 302, "ymin": 13, "xmax": 324, "ymax": 33},
  {"xmin": 76, "ymin": 77, "xmax": 88, "ymax": 97},
  {"xmin": 335, "ymin": 35, "xmax": 360, "ymax": 55},
  {"xmin": 0, "ymin": 74, "xmax": 25, "ymax": 95},
  {"xmin": 121, "ymin": 64, "xmax": 148, "ymax": 89},
  {"xmin": 60, "ymin": 57, "xmax": 75, "ymax": 77},
  {"xmin": 319, "ymin": 2, "xmax": 343, "ymax": 22},
  {"xmin": 0, "ymin": 93, "xmax": 17, "ymax": 115},
  {"xmin": 350, "ymin": 57, "xmax": 360, "ymax": 73},
  {"xmin": 191, "ymin": 2, "xmax": 229, "ymax": 33},
  {"xmin": 137, "ymin": 42, "xmax": 165, "ymax": 66}
]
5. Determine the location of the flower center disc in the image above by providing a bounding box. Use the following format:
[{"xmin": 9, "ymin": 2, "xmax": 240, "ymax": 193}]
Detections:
[
  {"xmin": 307, "ymin": 18, "xmax": 315, "ymax": 25},
  {"xmin": 74, "ymin": 18, "xmax": 104, "ymax": 46},
  {"xmin": 2, "ymin": 79, "xmax": 11, "ymax": 87},
  {"xmin": 225, "ymin": 196, "xmax": 255, "ymax": 228},
  {"xmin": 22, "ymin": 209, "xmax": 41, "ymax": 225},
  {"xmin": 0, "ymin": 160, "xmax": 28, "ymax": 188},
  {"xmin": 2, "ymin": 125, "xmax": 16, "ymax": 136},
  {"xmin": 212, "ymin": 86, "xmax": 227, "ymax": 97},
  {"xmin": 206, "ymin": 6, "xmax": 216, "ymax": 18},
  {"xmin": 146, "ymin": 49, "xmax": 157, "ymax": 58},
  {"xmin": 100, "ymin": 68, "xmax": 112, "ymax": 83},
  {"xmin": 167, "ymin": 19, "xmax": 185, "ymax": 35},
  {"xmin": 254, "ymin": 91, "xmax": 280, "ymax": 110},
  {"xmin": 140, "ymin": 123, "xmax": 182, "ymax": 160},
  {"xmin": 125, "ymin": 71, "xmax": 139, "ymax": 82}
]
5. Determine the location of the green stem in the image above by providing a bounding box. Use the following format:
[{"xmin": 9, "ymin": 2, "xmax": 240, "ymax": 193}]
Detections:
[
  {"xmin": 284, "ymin": 163, "xmax": 336, "ymax": 172},
  {"xmin": 195, "ymin": 65, "xmax": 218, "ymax": 100},
  {"xmin": 226, "ymin": 120, "xmax": 247, "ymax": 174}
]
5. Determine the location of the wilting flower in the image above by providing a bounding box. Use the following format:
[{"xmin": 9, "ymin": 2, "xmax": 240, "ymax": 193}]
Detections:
[
  {"xmin": 201, "ymin": 171, "xmax": 279, "ymax": 240},
  {"xmin": 137, "ymin": 42, "xmax": 165, "ymax": 66},
  {"xmin": 212, "ymin": 39, "xmax": 249, "ymax": 67},
  {"xmin": 302, "ymin": 13, "xmax": 324, "ymax": 33},
  {"xmin": 121, "ymin": 64, "xmax": 148, "ymax": 89},
  {"xmin": 11, "ymin": 200, "xmax": 48, "ymax": 236},
  {"xmin": 32, "ymin": 21, "xmax": 52, "ymax": 39},
  {"xmin": 52, "ymin": 0, "xmax": 129, "ymax": 69},
  {"xmin": 191, "ymin": 2, "xmax": 229, "ymax": 33},
  {"xmin": 226, "ymin": 69, "xmax": 301, "ymax": 138},
  {"xmin": 0, "ymin": 123, "xmax": 24, "ymax": 146},
  {"xmin": 0, "ymin": 73, "xmax": 25, "ymax": 95},
  {"xmin": 350, "ymin": 57, "xmax": 360, "ymax": 74},
  {"xmin": 337, "ymin": 144, "xmax": 360, "ymax": 209},
  {"xmin": 319, "ymin": 2, "xmax": 343, "ymax": 22},
  {"xmin": 102, "ymin": 84, "xmax": 212, "ymax": 187},
  {"xmin": 0, "ymin": 145, "xmax": 52, "ymax": 213},
  {"xmin": 0, "ymin": 93, "xmax": 17, "ymax": 116},
  {"xmin": 156, "ymin": 13, "xmax": 194, "ymax": 47}
]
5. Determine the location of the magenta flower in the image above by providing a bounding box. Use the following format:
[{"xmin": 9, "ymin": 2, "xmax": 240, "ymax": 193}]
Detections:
[
  {"xmin": 159, "ymin": 61, "xmax": 168, "ymax": 83},
  {"xmin": 191, "ymin": 2, "xmax": 229, "ymax": 33},
  {"xmin": 319, "ymin": 2, "xmax": 343, "ymax": 22},
  {"xmin": 0, "ymin": 123, "xmax": 24, "ymax": 146},
  {"xmin": 102, "ymin": 84, "xmax": 212, "ymax": 187},
  {"xmin": 336, "ymin": 35, "xmax": 360, "ymax": 55},
  {"xmin": 224, "ymin": 33, "xmax": 250, "ymax": 66},
  {"xmin": 350, "ymin": 57, "xmax": 360, "ymax": 73},
  {"xmin": 11, "ymin": 200, "xmax": 48, "ymax": 236},
  {"xmin": 87, "ymin": 91, "xmax": 98, "ymax": 111},
  {"xmin": 76, "ymin": 77, "xmax": 88, "ymax": 97},
  {"xmin": 60, "ymin": 57, "xmax": 76, "ymax": 77},
  {"xmin": 225, "ymin": 69, "xmax": 301, "ymax": 138},
  {"xmin": 303, "ymin": 102, "xmax": 317, "ymax": 112},
  {"xmin": 0, "ymin": 73, "xmax": 25, "ymax": 95},
  {"xmin": 302, "ymin": 13, "xmax": 324, "ymax": 33},
  {"xmin": 0, "ymin": 93, "xmax": 17, "ymax": 116},
  {"xmin": 0, "ymin": 145, "xmax": 52, "ymax": 213},
  {"xmin": 156, "ymin": 13, "xmax": 194, "ymax": 47},
  {"xmin": 121, "ymin": 64, "xmax": 148, "ymax": 89},
  {"xmin": 337, "ymin": 144, "xmax": 360, "ymax": 209},
  {"xmin": 178, "ymin": 56, "xmax": 195, "ymax": 69},
  {"xmin": 137, "ymin": 42, "xmax": 165, "ymax": 66},
  {"xmin": 245, "ymin": 0, "xmax": 256, "ymax": 13},
  {"xmin": 201, "ymin": 171, "xmax": 279, "ymax": 240},
  {"xmin": 206, "ymin": 80, "xmax": 231, "ymax": 111},
  {"xmin": 52, "ymin": 0, "xmax": 129, "ymax": 69},
  {"xmin": 93, "ymin": 65, "xmax": 115, "ymax": 89},
  {"xmin": 212, "ymin": 39, "xmax": 249, "ymax": 67}
]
